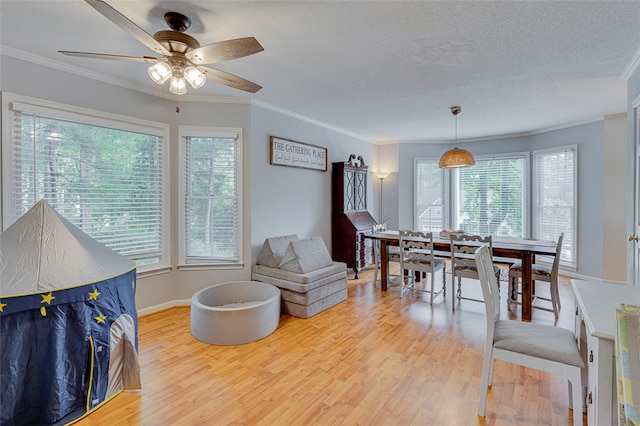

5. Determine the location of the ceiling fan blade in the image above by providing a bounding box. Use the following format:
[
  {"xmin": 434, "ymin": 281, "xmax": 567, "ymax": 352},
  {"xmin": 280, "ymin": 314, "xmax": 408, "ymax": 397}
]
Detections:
[
  {"xmin": 186, "ymin": 37, "xmax": 264, "ymax": 65},
  {"xmin": 59, "ymin": 51, "xmax": 159, "ymax": 63},
  {"xmin": 199, "ymin": 66, "xmax": 262, "ymax": 93},
  {"xmin": 85, "ymin": 0, "xmax": 171, "ymax": 56}
]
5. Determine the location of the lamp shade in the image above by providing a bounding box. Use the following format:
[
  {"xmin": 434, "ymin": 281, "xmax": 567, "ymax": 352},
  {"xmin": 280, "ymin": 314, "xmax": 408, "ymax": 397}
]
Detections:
[
  {"xmin": 184, "ymin": 66, "xmax": 206, "ymax": 89},
  {"xmin": 169, "ymin": 75, "xmax": 188, "ymax": 95},
  {"xmin": 148, "ymin": 62, "xmax": 172, "ymax": 84},
  {"xmin": 439, "ymin": 147, "xmax": 475, "ymax": 168}
]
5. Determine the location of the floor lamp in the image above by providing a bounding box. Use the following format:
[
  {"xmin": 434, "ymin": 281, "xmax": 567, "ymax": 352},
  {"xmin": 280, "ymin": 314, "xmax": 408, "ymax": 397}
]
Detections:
[{"xmin": 376, "ymin": 172, "xmax": 389, "ymax": 223}]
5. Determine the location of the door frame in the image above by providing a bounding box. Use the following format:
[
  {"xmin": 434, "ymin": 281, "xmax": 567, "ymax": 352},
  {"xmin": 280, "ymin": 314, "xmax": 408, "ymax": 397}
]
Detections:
[{"xmin": 628, "ymin": 94, "xmax": 640, "ymax": 286}]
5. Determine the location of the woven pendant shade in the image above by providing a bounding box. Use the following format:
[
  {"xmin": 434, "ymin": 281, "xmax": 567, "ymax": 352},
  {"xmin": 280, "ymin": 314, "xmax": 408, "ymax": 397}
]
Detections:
[
  {"xmin": 438, "ymin": 147, "xmax": 475, "ymax": 168},
  {"xmin": 439, "ymin": 106, "xmax": 475, "ymax": 169}
]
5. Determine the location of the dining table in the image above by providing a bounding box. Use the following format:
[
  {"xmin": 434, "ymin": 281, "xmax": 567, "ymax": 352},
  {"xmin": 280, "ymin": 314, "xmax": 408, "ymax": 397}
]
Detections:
[{"xmin": 366, "ymin": 231, "xmax": 557, "ymax": 322}]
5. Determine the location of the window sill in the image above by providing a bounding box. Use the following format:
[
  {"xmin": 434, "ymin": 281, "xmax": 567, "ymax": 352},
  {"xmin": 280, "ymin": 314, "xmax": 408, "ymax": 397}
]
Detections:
[
  {"xmin": 176, "ymin": 263, "xmax": 245, "ymax": 272},
  {"xmin": 136, "ymin": 266, "xmax": 173, "ymax": 279}
]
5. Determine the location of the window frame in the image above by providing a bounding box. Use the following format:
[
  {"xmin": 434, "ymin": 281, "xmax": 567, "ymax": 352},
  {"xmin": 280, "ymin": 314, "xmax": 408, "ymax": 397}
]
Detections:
[
  {"xmin": 177, "ymin": 126, "xmax": 244, "ymax": 269},
  {"xmin": 1, "ymin": 92, "xmax": 171, "ymax": 274},
  {"xmin": 532, "ymin": 144, "xmax": 578, "ymax": 268},
  {"xmin": 451, "ymin": 151, "xmax": 530, "ymax": 238},
  {"xmin": 413, "ymin": 157, "xmax": 451, "ymax": 231}
]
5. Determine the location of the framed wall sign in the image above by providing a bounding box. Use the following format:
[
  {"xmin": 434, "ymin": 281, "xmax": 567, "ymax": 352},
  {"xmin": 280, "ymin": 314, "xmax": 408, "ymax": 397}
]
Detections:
[{"xmin": 269, "ymin": 136, "xmax": 327, "ymax": 172}]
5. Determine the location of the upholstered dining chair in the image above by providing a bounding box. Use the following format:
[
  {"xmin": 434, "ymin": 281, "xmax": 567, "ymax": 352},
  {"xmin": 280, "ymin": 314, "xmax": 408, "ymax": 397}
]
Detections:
[
  {"xmin": 615, "ymin": 303, "xmax": 640, "ymax": 425},
  {"xmin": 371, "ymin": 223, "xmax": 401, "ymax": 286},
  {"xmin": 399, "ymin": 230, "xmax": 446, "ymax": 305},
  {"xmin": 474, "ymin": 245, "xmax": 584, "ymax": 426},
  {"xmin": 508, "ymin": 233, "xmax": 563, "ymax": 318},
  {"xmin": 450, "ymin": 234, "xmax": 500, "ymax": 311}
]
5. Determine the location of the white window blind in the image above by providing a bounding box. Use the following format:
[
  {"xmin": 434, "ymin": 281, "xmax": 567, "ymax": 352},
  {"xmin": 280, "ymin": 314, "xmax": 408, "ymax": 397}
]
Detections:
[
  {"xmin": 183, "ymin": 132, "xmax": 241, "ymax": 264},
  {"xmin": 414, "ymin": 158, "xmax": 448, "ymax": 231},
  {"xmin": 8, "ymin": 102, "xmax": 166, "ymax": 267},
  {"xmin": 533, "ymin": 146, "xmax": 576, "ymax": 267},
  {"xmin": 455, "ymin": 155, "xmax": 526, "ymax": 237}
]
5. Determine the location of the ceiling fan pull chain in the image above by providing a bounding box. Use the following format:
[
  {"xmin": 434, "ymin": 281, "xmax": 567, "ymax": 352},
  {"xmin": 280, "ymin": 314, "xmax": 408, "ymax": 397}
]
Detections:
[{"xmin": 176, "ymin": 99, "xmax": 180, "ymax": 114}]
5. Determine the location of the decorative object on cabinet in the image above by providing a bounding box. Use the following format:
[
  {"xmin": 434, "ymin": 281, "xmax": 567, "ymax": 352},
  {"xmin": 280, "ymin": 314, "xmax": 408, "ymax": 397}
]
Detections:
[
  {"xmin": 269, "ymin": 136, "xmax": 327, "ymax": 171},
  {"xmin": 332, "ymin": 155, "xmax": 377, "ymax": 278}
]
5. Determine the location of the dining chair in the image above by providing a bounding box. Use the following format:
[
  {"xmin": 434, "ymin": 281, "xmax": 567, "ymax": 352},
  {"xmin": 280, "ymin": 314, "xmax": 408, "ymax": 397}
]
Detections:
[
  {"xmin": 615, "ymin": 303, "xmax": 640, "ymax": 425},
  {"xmin": 371, "ymin": 223, "xmax": 401, "ymax": 287},
  {"xmin": 450, "ymin": 234, "xmax": 500, "ymax": 311},
  {"xmin": 399, "ymin": 230, "xmax": 446, "ymax": 305},
  {"xmin": 474, "ymin": 245, "xmax": 584, "ymax": 426},
  {"xmin": 508, "ymin": 233, "xmax": 563, "ymax": 318}
]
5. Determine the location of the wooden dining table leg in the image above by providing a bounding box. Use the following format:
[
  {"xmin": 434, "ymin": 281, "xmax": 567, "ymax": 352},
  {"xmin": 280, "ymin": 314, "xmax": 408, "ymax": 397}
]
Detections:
[
  {"xmin": 521, "ymin": 252, "xmax": 533, "ymax": 322},
  {"xmin": 380, "ymin": 240, "xmax": 389, "ymax": 291}
]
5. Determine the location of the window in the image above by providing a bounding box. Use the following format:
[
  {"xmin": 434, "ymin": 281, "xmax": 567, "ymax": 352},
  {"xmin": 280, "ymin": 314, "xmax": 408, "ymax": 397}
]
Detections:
[
  {"xmin": 454, "ymin": 154, "xmax": 527, "ymax": 237},
  {"xmin": 533, "ymin": 146, "xmax": 577, "ymax": 267},
  {"xmin": 414, "ymin": 158, "xmax": 449, "ymax": 231},
  {"xmin": 179, "ymin": 127, "xmax": 242, "ymax": 266},
  {"xmin": 3, "ymin": 94, "xmax": 169, "ymax": 271}
]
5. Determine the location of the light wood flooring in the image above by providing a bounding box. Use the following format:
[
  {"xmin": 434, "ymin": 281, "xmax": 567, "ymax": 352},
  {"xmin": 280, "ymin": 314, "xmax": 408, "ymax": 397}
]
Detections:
[{"xmin": 76, "ymin": 266, "xmax": 586, "ymax": 425}]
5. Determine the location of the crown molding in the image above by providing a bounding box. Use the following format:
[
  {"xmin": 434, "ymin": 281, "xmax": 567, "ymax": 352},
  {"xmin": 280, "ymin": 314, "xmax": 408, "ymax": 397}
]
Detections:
[
  {"xmin": 250, "ymin": 99, "xmax": 372, "ymax": 143},
  {"xmin": 622, "ymin": 46, "xmax": 640, "ymax": 81},
  {"xmin": 1, "ymin": 45, "xmax": 373, "ymax": 142},
  {"xmin": 0, "ymin": 45, "xmax": 252, "ymax": 104}
]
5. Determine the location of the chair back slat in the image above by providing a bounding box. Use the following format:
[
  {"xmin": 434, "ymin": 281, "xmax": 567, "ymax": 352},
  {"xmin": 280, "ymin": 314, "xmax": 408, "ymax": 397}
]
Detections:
[
  {"xmin": 475, "ymin": 245, "xmax": 500, "ymax": 324},
  {"xmin": 450, "ymin": 234, "xmax": 493, "ymax": 271},
  {"xmin": 550, "ymin": 233, "xmax": 564, "ymax": 280},
  {"xmin": 399, "ymin": 230, "xmax": 437, "ymax": 270}
]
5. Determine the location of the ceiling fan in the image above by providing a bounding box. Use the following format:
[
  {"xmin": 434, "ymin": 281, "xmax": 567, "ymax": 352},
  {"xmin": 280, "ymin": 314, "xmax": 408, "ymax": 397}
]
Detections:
[{"xmin": 60, "ymin": 0, "xmax": 263, "ymax": 95}]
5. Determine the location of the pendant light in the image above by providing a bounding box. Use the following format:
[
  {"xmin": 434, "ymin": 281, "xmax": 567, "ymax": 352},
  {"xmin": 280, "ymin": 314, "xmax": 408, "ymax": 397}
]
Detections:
[{"xmin": 439, "ymin": 106, "xmax": 475, "ymax": 169}]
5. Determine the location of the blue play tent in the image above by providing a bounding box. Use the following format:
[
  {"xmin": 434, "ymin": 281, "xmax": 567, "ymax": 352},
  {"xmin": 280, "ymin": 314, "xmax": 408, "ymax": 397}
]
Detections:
[{"xmin": 0, "ymin": 200, "xmax": 141, "ymax": 425}]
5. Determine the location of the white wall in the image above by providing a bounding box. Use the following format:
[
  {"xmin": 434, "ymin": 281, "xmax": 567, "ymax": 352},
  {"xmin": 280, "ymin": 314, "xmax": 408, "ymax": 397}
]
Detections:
[
  {"xmin": 0, "ymin": 55, "xmax": 377, "ymax": 311},
  {"xmin": 376, "ymin": 144, "xmax": 400, "ymax": 228},
  {"xmin": 249, "ymin": 104, "xmax": 376, "ymax": 262},
  {"xmin": 603, "ymin": 114, "xmax": 628, "ymax": 283}
]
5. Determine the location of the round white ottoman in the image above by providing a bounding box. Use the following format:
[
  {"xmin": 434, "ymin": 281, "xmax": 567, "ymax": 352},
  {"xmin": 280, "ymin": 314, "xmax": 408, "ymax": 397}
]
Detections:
[{"xmin": 190, "ymin": 281, "xmax": 280, "ymax": 345}]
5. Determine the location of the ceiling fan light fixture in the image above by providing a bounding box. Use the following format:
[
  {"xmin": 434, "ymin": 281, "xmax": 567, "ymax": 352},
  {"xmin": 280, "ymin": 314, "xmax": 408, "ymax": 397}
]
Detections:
[
  {"xmin": 62, "ymin": 3, "xmax": 264, "ymax": 94},
  {"xmin": 439, "ymin": 106, "xmax": 475, "ymax": 169},
  {"xmin": 169, "ymin": 75, "xmax": 188, "ymax": 95},
  {"xmin": 147, "ymin": 62, "xmax": 171, "ymax": 84},
  {"xmin": 184, "ymin": 65, "xmax": 206, "ymax": 89}
]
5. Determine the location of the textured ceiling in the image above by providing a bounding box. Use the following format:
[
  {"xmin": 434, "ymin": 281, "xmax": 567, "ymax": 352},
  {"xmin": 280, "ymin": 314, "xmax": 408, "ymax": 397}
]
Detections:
[{"xmin": 2, "ymin": 1, "xmax": 640, "ymax": 143}]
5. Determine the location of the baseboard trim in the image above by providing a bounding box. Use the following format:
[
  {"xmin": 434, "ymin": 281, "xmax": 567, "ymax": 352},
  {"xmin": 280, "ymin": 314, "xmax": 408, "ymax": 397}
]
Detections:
[{"xmin": 138, "ymin": 299, "xmax": 191, "ymax": 317}]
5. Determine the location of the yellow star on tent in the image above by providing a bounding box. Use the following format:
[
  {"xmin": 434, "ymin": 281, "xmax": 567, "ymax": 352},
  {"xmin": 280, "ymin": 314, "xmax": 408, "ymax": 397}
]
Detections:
[
  {"xmin": 88, "ymin": 289, "xmax": 101, "ymax": 301},
  {"xmin": 41, "ymin": 292, "xmax": 55, "ymax": 305},
  {"xmin": 94, "ymin": 314, "xmax": 107, "ymax": 324},
  {"xmin": 0, "ymin": 301, "xmax": 7, "ymax": 312}
]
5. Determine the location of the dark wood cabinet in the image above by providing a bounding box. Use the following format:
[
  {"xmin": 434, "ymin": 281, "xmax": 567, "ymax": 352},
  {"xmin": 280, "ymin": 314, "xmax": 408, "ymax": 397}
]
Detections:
[{"xmin": 332, "ymin": 155, "xmax": 377, "ymax": 277}]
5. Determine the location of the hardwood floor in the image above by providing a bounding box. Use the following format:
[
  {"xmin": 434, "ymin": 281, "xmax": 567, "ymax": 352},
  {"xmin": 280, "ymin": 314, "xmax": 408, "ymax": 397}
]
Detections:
[{"xmin": 77, "ymin": 266, "xmax": 585, "ymax": 425}]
